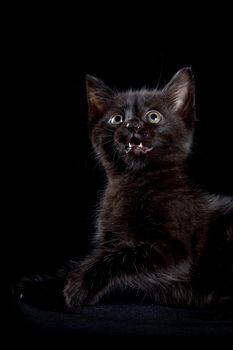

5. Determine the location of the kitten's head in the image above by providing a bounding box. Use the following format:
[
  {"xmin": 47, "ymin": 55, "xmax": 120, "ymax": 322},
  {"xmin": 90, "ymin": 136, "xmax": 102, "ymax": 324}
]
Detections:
[{"xmin": 86, "ymin": 68, "xmax": 196, "ymax": 173}]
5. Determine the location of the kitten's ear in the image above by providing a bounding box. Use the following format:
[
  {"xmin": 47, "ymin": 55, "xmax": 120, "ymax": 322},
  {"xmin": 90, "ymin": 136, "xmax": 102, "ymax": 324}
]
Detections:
[
  {"xmin": 86, "ymin": 75, "xmax": 113, "ymax": 119},
  {"xmin": 162, "ymin": 67, "xmax": 195, "ymax": 118}
]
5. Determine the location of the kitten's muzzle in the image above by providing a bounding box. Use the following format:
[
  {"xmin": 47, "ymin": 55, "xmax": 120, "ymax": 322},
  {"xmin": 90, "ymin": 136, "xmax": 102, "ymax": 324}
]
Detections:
[{"xmin": 123, "ymin": 120, "xmax": 153, "ymax": 154}]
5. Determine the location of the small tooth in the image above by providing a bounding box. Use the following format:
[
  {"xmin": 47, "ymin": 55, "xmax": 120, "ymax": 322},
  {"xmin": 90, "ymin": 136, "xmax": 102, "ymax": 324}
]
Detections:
[
  {"xmin": 129, "ymin": 143, "xmax": 132, "ymax": 148},
  {"xmin": 139, "ymin": 142, "xmax": 143, "ymax": 148}
]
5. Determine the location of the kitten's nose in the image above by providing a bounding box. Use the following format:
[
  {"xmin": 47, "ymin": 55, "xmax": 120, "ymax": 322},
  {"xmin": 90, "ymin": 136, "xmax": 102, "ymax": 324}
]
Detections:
[{"xmin": 125, "ymin": 118, "xmax": 143, "ymax": 133}]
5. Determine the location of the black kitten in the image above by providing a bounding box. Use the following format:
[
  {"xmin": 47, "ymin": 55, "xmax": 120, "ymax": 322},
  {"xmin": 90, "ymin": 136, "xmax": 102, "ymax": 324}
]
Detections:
[{"xmin": 63, "ymin": 68, "xmax": 233, "ymax": 314}]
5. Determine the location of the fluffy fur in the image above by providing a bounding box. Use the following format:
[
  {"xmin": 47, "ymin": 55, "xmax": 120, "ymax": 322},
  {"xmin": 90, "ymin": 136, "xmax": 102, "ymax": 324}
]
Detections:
[{"xmin": 63, "ymin": 68, "xmax": 233, "ymax": 313}]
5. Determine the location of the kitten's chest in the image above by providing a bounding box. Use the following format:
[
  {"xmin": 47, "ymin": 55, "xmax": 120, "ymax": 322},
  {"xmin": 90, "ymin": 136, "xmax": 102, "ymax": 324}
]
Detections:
[
  {"xmin": 99, "ymin": 178, "xmax": 201, "ymax": 242},
  {"xmin": 100, "ymin": 184, "xmax": 172, "ymax": 238}
]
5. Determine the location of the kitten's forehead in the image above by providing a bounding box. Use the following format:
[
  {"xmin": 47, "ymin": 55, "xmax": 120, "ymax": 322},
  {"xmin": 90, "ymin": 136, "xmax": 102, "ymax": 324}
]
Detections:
[{"xmin": 114, "ymin": 89, "xmax": 161, "ymax": 116}]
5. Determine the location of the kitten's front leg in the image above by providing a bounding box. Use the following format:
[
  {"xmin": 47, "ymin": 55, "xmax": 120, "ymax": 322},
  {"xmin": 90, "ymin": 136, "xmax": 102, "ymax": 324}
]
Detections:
[
  {"xmin": 64, "ymin": 246, "xmax": 143, "ymax": 308},
  {"xmin": 64, "ymin": 241, "xmax": 185, "ymax": 308},
  {"xmin": 64, "ymin": 254, "xmax": 109, "ymax": 308}
]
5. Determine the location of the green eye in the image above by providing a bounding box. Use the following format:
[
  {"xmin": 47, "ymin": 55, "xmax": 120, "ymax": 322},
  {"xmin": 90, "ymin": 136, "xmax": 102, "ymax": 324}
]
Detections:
[
  {"xmin": 146, "ymin": 110, "xmax": 162, "ymax": 124},
  {"xmin": 109, "ymin": 114, "xmax": 124, "ymax": 125}
]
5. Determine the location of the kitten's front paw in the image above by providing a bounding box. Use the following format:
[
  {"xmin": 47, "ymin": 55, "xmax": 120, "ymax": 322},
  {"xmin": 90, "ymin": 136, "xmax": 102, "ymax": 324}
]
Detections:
[
  {"xmin": 12, "ymin": 275, "xmax": 45, "ymax": 302},
  {"xmin": 12, "ymin": 274, "xmax": 66, "ymax": 310}
]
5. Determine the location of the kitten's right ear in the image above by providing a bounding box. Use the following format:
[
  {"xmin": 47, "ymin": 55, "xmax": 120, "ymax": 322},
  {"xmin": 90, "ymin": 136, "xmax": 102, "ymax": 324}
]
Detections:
[
  {"xmin": 162, "ymin": 67, "xmax": 195, "ymax": 119},
  {"xmin": 86, "ymin": 75, "xmax": 113, "ymax": 119}
]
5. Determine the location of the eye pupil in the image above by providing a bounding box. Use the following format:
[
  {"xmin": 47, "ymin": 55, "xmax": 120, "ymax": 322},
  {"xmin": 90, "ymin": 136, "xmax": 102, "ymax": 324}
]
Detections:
[
  {"xmin": 150, "ymin": 113, "xmax": 157, "ymax": 120},
  {"xmin": 114, "ymin": 115, "xmax": 121, "ymax": 123}
]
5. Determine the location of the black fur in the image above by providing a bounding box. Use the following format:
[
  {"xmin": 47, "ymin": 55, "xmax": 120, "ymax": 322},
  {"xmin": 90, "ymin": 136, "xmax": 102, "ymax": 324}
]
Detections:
[
  {"xmin": 63, "ymin": 68, "xmax": 233, "ymax": 313},
  {"xmin": 17, "ymin": 68, "xmax": 233, "ymax": 317}
]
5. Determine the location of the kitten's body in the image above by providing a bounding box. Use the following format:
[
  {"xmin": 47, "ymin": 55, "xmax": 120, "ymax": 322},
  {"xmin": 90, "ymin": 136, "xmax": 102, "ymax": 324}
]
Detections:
[
  {"xmin": 64, "ymin": 69, "xmax": 233, "ymax": 311},
  {"xmin": 17, "ymin": 68, "xmax": 233, "ymax": 315}
]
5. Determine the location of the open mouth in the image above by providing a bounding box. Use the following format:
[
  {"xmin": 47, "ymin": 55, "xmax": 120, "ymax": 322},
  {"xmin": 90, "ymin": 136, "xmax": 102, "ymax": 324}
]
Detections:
[{"xmin": 125, "ymin": 140, "xmax": 153, "ymax": 155}]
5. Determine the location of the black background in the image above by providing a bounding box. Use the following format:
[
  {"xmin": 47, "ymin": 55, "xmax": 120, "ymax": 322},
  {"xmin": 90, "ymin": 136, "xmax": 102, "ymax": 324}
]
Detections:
[{"xmin": 8, "ymin": 18, "xmax": 233, "ymax": 287}]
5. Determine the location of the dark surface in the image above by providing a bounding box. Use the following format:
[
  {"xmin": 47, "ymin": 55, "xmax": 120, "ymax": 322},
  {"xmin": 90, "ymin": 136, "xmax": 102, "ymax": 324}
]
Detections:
[{"xmin": 12, "ymin": 299, "xmax": 233, "ymax": 337}]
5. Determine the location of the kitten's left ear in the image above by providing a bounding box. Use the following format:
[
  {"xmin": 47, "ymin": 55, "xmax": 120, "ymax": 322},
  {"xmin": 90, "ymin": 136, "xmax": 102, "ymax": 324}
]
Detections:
[
  {"xmin": 86, "ymin": 75, "xmax": 113, "ymax": 120},
  {"xmin": 162, "ymin": 67, "xmax": 195, "ymax": 118}
]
